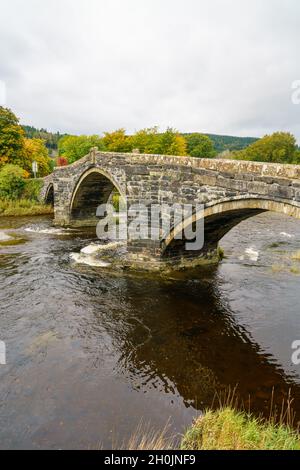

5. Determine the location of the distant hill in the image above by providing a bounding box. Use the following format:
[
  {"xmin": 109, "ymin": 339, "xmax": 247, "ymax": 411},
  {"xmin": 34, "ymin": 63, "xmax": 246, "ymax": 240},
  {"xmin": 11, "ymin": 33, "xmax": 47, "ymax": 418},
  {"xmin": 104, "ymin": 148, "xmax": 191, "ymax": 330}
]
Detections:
[{"xmin": 182, "ymin": 133, "xmax": 258, "ymax": 154}]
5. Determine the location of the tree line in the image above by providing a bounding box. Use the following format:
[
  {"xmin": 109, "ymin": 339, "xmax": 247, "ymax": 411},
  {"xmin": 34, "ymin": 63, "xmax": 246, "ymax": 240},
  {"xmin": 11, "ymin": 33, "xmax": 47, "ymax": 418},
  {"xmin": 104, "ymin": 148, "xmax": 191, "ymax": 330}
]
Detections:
[
  {"xmin": 58, "ymin": 128, "xmax": 300, "ymax": 165},
  {"xmin": 1, "ymin": 106, "xmax": 300, "ymax": 182}
]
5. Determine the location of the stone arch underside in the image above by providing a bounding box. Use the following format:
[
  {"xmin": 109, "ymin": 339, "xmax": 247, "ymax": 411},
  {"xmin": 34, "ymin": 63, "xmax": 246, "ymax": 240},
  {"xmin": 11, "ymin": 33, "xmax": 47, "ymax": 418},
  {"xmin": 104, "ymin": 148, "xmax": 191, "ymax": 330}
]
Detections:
[
  {"xmin": 45, "ymin": 184, "xmax": 54, "ymax": 206},
  {"xmin": 70, "ymin": 169, "xmax": 123, "ymax": 224},
  {"xmin": 162, "ymin": 198, "xmax": 300, "ymax": 260}
]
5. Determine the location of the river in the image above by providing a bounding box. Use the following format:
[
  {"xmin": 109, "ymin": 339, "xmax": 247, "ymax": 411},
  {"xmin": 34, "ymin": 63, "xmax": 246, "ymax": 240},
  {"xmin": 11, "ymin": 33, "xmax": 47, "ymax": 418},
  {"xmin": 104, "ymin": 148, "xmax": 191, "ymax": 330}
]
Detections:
[{"xmin": 0, "ymin": 212, "xmax": 300, "ymax": 449}]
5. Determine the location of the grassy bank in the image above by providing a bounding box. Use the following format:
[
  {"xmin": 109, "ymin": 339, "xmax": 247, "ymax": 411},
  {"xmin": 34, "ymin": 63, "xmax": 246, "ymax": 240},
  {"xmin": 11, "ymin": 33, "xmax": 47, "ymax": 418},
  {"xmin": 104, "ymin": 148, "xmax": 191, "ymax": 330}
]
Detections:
[
  {"xmin": 125, "ymin": 409, "xmax": 300, "ymax": 450},
  {"xmin": 180, "ymin": 408, "xmax": 300, "ymax": 450},
  {"xmin": 124, "ymin": 396, "xmax": 300, "ymax": 450},
  {"xmin": 0, "ymin": 198, "xmax": 53, "ymax": 217}
]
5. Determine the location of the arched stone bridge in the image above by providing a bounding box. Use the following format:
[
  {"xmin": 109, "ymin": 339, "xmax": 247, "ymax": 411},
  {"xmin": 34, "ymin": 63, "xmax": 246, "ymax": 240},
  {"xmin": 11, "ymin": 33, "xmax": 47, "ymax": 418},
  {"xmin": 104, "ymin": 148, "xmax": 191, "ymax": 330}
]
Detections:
[{"xmin": 41, "ymin": 149, "xmax": 300, "ymax": 268}]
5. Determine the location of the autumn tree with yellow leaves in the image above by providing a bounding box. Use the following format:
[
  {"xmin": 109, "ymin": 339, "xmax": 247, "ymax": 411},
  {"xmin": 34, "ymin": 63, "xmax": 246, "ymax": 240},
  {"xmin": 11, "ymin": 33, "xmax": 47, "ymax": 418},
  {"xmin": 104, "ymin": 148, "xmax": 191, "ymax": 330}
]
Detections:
[
  {"xmin": 0, "ymin": 106, "xmax": 51, "ymax": 176},
  {"xmin": 23, "ymin": 138, "xmax": 52, "ymax": 176}
]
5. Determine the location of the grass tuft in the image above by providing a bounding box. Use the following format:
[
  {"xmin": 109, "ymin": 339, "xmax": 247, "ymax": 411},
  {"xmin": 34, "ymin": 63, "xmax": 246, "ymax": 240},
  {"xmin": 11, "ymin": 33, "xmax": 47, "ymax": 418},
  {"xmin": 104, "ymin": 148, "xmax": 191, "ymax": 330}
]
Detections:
[
  {"xmin": 217, "ymin": 246, "xmax": 225, "ymax": 260},
  {"xmin": 180, "ymin": 408, "xmax": 300, "ymax": 450},
  {"xmin": 118, "ymin": 420, "xmax": 176, "ymax": 450}
]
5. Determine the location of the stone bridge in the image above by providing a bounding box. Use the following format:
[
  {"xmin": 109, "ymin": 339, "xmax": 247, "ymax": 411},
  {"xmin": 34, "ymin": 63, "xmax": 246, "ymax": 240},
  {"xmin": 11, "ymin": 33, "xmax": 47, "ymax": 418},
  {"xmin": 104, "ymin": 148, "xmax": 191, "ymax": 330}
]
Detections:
[{"xmin": 41, "ymin": 149, "xmax": 300, "ymax": 268}]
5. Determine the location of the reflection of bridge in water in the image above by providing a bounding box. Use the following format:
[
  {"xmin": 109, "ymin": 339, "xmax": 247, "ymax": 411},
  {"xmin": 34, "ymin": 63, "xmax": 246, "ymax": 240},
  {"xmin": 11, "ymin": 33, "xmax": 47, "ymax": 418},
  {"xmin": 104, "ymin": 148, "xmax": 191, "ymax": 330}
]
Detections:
[
  {"xmin": 100, "ymin": 268, "xmax": 300, "ymax": 420},
  {"xmin": 42, "ymin": 150, "xmax": 300, "ymax": 268}
]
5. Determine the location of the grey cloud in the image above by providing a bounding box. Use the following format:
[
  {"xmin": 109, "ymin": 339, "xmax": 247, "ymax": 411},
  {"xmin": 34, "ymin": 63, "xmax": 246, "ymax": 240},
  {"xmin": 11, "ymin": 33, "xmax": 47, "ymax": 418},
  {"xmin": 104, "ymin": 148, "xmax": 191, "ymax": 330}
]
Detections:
[{"xmin": 0, "ymin": 0, "xmax": 300, "ymax": 140}]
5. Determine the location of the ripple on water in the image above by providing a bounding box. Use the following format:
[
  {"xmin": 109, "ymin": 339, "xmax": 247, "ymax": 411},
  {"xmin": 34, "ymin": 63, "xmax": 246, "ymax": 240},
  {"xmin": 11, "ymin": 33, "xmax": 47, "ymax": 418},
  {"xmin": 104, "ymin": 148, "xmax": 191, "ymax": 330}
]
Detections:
[
  {"xmin": 70, "ymin": 252, "xmax": 111, "ymax": 268},
  {"xmin": 24, "ymin": 226, "xmax": 77, "ymax": 235},
  {"xmin": 0, "ymin": 231, "xmax": 13, "ymax": 242}
]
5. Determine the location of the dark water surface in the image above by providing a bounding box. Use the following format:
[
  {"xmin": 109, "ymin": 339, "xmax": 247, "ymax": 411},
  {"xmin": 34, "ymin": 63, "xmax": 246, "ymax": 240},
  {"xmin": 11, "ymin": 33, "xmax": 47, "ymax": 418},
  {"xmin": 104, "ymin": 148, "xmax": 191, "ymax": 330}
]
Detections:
[{"xmin": 0, "ymin": 212, "xmax": 300, "ymax": 449}]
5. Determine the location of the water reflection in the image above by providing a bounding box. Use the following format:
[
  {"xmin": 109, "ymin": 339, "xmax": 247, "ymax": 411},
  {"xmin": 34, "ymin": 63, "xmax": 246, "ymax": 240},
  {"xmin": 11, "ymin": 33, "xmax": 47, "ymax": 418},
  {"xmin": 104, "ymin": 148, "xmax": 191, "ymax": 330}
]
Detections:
[{"xmin": 95, "ymin": 271, "xmax": 300, "ymax": 416}]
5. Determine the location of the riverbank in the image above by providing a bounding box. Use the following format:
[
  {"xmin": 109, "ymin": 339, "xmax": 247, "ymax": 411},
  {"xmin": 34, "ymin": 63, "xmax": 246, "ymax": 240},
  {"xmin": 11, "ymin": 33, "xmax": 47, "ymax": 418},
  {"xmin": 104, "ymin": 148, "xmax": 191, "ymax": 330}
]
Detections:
[
  {"xmin": 0, "ymin": 199, "xmax": 53, "ymax": 217},
  {"xmin": 126, "ymin": 407, "xmax": 300, "ymax": 450}
]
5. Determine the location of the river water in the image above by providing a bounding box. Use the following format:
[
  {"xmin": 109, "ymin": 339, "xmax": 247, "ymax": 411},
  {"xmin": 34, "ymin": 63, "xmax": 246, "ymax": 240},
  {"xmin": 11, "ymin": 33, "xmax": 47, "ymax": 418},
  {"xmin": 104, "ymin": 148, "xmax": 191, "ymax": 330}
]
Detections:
[{"xmin": 0, "ymin": 212, "xmax": 300, "ymax": 449}]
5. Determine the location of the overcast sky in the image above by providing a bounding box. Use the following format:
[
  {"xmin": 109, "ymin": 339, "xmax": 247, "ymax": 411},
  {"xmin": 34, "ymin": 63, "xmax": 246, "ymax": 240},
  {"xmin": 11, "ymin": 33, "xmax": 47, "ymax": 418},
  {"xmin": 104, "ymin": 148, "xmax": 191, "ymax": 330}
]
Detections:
[{"xmin": 0, "ymin": 0, "xmax": 300, "ymax": 140}]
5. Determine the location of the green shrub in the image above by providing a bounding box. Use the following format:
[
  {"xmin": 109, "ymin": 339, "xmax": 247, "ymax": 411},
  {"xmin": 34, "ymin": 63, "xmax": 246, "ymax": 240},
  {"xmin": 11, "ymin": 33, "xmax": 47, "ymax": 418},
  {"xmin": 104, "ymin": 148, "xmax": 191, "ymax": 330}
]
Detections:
[
  {"xmin": 112, "ymin": 191, "xmax": 120, "ymax": 212},
  {"xmin": 22, "ymin": 179, "xmax": 43, "ymax": 201},
  {"xmin": 0, "ymin": 164, "xmax": 26, "ymax": 199}
]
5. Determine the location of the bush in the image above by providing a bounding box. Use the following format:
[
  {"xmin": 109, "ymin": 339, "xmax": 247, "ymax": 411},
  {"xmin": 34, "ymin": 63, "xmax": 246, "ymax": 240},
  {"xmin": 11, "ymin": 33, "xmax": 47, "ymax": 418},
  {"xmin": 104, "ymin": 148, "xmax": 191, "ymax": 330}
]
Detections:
[
  {"xmin": 233, "ymin": 132, "xmax": 298, "ymax": 164},
  {"xmin": 0, "ymin": 198, "xmax": 53, "ymax": 216},
  {"xmin": 22, "ymin": 179, "xmax": 43, "ymax": 201},
  {"xmin": 0, "ymin": 164, "xmax": 26, "ymax": 199}
]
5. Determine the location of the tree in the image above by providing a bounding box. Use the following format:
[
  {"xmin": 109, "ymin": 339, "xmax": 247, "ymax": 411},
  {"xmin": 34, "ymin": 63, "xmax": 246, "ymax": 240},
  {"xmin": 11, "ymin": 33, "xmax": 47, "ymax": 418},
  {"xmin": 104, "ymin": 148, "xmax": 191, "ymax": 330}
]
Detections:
[
  {"xmin": 0, "ymin": 164, "xmax": 26, "ymax": 199},
  {"xmin": 23, "ymin": 138, "xmax": 52, "ymax": 176},
  {"xmin": 156, "ymin": 128, "xmax": 187, "ymax": 155},
  {"xmin": 0, "ymin": 107, "xmax": 25, "ymax": 167},
  {"xmin": 57, "ymin": 156, "xmax": 68, "ymax": 167},
  {"xmin": 293, "ymin": 149, "xmax": 300, "ymax": 164},
  {"xmin": 186, "ymin": 133, "xmax": 216, "ymax": 158},
  {"xmin": 102, "ymin": 129, "xmax": 132, "ymax": 153},
  {"xmin": 58, "ymin": 135, "xmax": 106, "ymax": 164},
  {"xmin": 234, "ymin": 132, "xmax": 298, "ymax": 164},
  {"xmin": 128, "ymin": 127, "xmax": 159, "ymax": 154}
]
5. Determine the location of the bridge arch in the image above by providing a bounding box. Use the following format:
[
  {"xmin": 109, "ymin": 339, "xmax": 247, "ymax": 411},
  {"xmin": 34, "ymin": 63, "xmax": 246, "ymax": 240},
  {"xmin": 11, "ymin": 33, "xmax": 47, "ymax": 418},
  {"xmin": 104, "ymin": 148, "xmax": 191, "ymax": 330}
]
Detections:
[
  {"xmin": 69, "ymin": 167, "xmax": 125, "ymax": 225},
  {"xmin": 44, "ymin": 183, "xmax": 54, "ymax": 206},
  {"xmin": 162, "ymin": 198, "xmax": 300, "ymax": 259}
]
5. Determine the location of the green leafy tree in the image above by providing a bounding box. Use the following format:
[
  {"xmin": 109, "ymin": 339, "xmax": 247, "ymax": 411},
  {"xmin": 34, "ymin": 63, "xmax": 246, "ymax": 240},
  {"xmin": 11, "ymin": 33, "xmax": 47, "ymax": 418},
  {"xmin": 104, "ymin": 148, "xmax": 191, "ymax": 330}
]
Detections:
[
  {"xmin": 0, "ymin": 164, "xmax": 26, "ymax": 199},
  {"xmin": 128, "ymin": 127, "xmax": 160, "ymax": 154},
  {"xmin": 234, "ymin": 132, "xmax": 298, "ymax": 164},
  {"xmin": 58, "ymin": 135, "xmax": 106, "ymax": 164},
  {"xmin": 293, "ymin": 149, "xmax": 300, "ymax": 164},
  {"xmin": 0, "ymin": 107, "xmax": 25, "ymax": 167},
  {"xmin": 156, "ymin": 128, "xmax": 187, "ymax": 155},
  {"xmin": 186, "ymin": 133, "xmax": 216, "ymax": 158}
]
